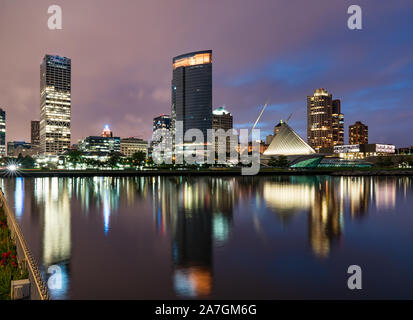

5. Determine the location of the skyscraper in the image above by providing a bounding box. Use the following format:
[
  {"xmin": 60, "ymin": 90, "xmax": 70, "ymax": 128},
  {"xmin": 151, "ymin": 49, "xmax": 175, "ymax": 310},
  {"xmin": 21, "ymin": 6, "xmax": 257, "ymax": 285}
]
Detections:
[
  {"xmin": 171, "ymin": 50, "xmax": 212, "ymax": 144},
  {"xmin": 0, "ymin": 108, "xmax": 5, "ymax": 157},
  {"xmin": 212, "ymin": 106, "xmax": 233, "ymax": 131},
  {"xmin": 212, "ymin": 106, "xmax": 234, "ymax": 155},
  {"xmin": 31, "ymin": 120, "xmax": 40, "ymax": 150},
  {"xmin": 153, "ymin": 114, "xmax": 171, "ymax": 132},
  {"xmin": 349, "ymin": 121, "xmax": 368, "ymax": 145},
  {"xmin": 40, "ymin": 55, "xmax": 71, "ymax": 155},
  {"xmin": 307, "ymin": 88, "xmax": 344, "ymax": 152},
  {"xmin": 332, "ymin": 99, "xmax": 344, "ymax": 146}
]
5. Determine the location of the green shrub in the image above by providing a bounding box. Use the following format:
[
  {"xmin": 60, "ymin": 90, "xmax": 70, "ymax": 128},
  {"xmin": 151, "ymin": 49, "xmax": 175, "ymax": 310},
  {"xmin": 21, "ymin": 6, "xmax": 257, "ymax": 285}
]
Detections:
[{"xmin": 0, "ymin": 209, "xmax": 29, "ymax": 300}]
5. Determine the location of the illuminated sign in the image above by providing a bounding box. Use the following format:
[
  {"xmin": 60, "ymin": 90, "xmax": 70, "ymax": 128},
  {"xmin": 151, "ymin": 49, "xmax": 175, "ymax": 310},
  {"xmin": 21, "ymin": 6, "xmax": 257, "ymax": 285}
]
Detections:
[{"xmin": 173, "ymin": 53, "xmax": 211, "ymax": 69}]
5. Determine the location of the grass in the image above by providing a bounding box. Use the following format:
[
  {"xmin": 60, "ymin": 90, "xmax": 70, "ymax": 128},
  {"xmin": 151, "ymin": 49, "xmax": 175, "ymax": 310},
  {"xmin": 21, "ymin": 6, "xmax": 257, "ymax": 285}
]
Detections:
[{"xmin": 0, "ymin": 208, "xmax": 29, "ymax": 300}]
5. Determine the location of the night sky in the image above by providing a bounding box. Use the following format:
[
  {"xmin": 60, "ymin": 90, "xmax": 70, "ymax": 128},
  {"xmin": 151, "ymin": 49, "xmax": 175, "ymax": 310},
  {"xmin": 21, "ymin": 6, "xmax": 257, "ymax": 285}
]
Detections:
[{"xmin": 0, "ymin": 0, "xmax": 412, "ymax": 147}]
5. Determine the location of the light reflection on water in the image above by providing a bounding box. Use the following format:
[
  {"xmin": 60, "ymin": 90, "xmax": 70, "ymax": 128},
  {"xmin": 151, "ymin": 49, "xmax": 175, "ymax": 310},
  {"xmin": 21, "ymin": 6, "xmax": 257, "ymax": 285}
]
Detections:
[{"xmin": 1, "ymin": 175, "xmax": 412, "ymax": 299}]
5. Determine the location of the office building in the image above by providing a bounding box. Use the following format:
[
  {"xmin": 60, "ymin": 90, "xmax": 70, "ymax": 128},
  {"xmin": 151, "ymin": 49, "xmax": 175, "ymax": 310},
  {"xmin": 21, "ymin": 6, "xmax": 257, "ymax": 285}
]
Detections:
[
  {"xmin": 0, "ymin": 108, "xmax": 5, "ymax": 157},
  {"xmin": 307, "ymin": 88, "xmax": 344, "ymax": 152},
  {"xmin": 120, "ymin": 138, "xmax": 148, "ymax": 158},
  {"xmin": 171, "ymin": 50, "xmax": 212, "ymax": 144},
  {"xmin": 332, "ymin": 99, "xmax": 344, "ymax": 145},
  {"xmin": 266, "ymin": 135, "xmax": 274, "ymax": 145},
  {"xmin": 78, "ymin": 136, "xmax": 120, "ymax": 153},
  {"xmin": 152, "ymin": 114, "xmax": 171, "ymax": 151},
  {"xmin": 334, "ymin": 143, "xmax": 395, "ymax": 159},
  {"xmin": 7, "ymin": 141, "xmax": 33, "ymax": 157},
  {"xmin": 153, "ymin": 115, "xmax": 171, "ymax": 132},
  {"xmin": 212, "ymin": 106, "xmax": 234, "ymax": 155},
  {"xmin": 40, "ymin": 55, "xmax": 71, "ymax": 155},
  {"xmin": 349, "ymin": 121, "xmax": 368, "ymax": 145},
  {"xmin": 30, "ymin": 120, "xmax": 40, "ymax": 154},
  {"xmin": 212, "ymin": 106, "xmax": 233, "ymax": 131},
  {"xmin": 31, "ymin": 120, "xmax": 40, "ymax": 146}
]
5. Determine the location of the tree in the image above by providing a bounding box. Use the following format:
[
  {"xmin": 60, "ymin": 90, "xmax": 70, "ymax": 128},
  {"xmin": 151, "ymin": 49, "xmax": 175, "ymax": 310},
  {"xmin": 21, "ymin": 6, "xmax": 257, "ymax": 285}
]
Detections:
[
  {"xmin": 376, "ymin": 156, "xmax": 393, "ymax": 168},
  {"xmin": 130, "ymin": 151, "xmax": 146, "ymax": 166},
  {"xmin": 67, "ymin": 150, "xmax": 83, "ymax": 166},
  {"xmin": 276, "ymin": 155, "xmax": 289, "ymax": 168},
  {"xmin": 146, "ymin": 157, "xmax": 154, "ymax": 166},
  {"xmin": 268, "ymin": 155, "xmax": 290, "ymax": 168},
  {"xmin": 268, "ymin": 157, "xmax": 278, "ymax": 167},
  {"xmin": 107, "ymin": 152, "xmax": 121, "ymax": 168},
  {"xmin": 20, "ymin": 155, "xmax": 36, "ymax": 169}
]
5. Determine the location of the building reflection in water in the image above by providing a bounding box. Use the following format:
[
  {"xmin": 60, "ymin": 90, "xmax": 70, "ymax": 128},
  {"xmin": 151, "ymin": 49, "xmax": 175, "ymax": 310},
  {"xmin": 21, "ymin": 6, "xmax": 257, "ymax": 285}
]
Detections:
[
  {"xmin": 374, "ymin": 177, "xmax": 396, "ymax": 210},
  {"xmin": 14, "ymin": 177, "xmax": 24, "ymax": 221},
  {"xmin": 308, "ymin": 178, "xmax": 342, "ymax": 258},
  {"xmin": 72, "ymin": 177, "xmax": 121, "ymax": 234},
  {"xmin": 262, "ymin": 176, "xmax": 342, "ymax": 257},
  {"xmin": 263, "ymin": 177, "xmax": 315, "ymax": 224},
  {"xmin": 0, "ymin": 174, "xmax": 406, "ymax": 299},
  {"xmin": 34, "ymin": 178, "xmax": 71, "ymax": 298},
  {"xmin": 341, "ymin": 177, "xmax": 370, "ymax": 219},
  {"xmin": 262, "ymin": 176, "xmax": 400, "ymax": 258},
  {"xmin": 152, "ymin": 177, "xmax": 234, "ymax": 297}
]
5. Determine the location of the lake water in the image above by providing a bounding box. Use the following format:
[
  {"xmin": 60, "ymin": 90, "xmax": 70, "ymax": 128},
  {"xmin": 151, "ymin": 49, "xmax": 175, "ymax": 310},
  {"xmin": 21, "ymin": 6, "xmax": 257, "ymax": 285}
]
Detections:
[{"xmin": 1, "ymin": 175, "xmax": 412, "ymax": 299}]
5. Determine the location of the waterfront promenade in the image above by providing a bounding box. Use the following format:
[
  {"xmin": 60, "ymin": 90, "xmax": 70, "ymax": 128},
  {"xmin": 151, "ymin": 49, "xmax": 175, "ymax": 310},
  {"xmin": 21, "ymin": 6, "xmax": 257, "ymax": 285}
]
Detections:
[{"xmin": 1, "ymin": 168, "xmax": 412, "ymax": 177}]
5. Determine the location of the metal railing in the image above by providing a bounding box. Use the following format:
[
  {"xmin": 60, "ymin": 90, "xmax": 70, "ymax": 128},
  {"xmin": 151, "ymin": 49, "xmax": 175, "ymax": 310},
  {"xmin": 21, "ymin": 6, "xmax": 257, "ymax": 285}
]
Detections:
[{"xmin": 0, "ymin": 188, "xmax": 50, "ymax": 300}]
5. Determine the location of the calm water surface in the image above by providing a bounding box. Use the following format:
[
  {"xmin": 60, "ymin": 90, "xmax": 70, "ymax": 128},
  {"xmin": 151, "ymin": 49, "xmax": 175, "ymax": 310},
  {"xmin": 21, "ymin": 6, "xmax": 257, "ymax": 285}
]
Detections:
[{"xmin": 1, "ymin": 175, "xmax": 413, "ymax": 299}]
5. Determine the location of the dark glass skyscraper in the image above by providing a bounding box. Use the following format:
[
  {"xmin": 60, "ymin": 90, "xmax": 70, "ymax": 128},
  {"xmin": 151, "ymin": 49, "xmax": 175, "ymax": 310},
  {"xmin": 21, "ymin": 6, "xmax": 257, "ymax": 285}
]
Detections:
[
  {"xmin": 31, "ymin": 120, "xmax": 40, "ymax": 146},
  {"xmin": 171, "ymin": 50, "xmax": 212, "ymax": 143},
  {"xmin": 40, "ymin": 55, "xmax": 71, "ymax": 155},
  {"xmin": 332, "ymin": 99, "xmax": 344, "ymax": 146}
]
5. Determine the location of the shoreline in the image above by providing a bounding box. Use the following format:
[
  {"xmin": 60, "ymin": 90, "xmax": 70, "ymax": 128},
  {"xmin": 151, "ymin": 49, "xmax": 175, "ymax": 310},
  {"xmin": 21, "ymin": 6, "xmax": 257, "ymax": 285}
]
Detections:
[
  {"xmin": 1, "ymin": 169, "xmax": 413, "ymax": 177},
  {"xmin": 0, "ymin": 190, "xmax": 50, "ymax": 300}
]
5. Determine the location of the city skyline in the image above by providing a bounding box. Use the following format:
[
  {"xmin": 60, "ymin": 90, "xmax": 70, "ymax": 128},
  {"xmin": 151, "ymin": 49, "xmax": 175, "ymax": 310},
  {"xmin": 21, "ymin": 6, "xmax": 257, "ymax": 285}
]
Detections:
[{"xmin": 0, "ymin": 1, "xmax": 412, "ymax": 147}]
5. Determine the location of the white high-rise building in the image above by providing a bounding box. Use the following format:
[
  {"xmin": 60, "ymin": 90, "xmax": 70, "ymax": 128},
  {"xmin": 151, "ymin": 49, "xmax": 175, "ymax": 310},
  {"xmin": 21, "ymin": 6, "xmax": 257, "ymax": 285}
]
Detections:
[
  {"xmin": 40, "ymin": 55, "xmax": 71, "ymax": 155},
  {"xmin": 0, "ymin": 108, "xmax": 5, "ymax": 157}
]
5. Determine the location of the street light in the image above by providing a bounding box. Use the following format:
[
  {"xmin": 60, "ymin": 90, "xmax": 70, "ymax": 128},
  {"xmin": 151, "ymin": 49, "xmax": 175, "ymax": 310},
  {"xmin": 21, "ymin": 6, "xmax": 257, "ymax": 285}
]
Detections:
[{"xmin": 7, "ymin": 164, "xmax": 17, "ymax": 172}]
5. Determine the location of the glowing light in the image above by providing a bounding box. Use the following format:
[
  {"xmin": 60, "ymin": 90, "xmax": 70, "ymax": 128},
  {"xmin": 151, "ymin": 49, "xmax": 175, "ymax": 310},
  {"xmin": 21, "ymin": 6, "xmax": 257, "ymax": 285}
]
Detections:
[
  {"xmin": 173, "ymin": 52, "xmax": 211, "ymax": 69},
  {"xmin": 7, "ymin": 164, "xmax": 17, "ymax": 171}
]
